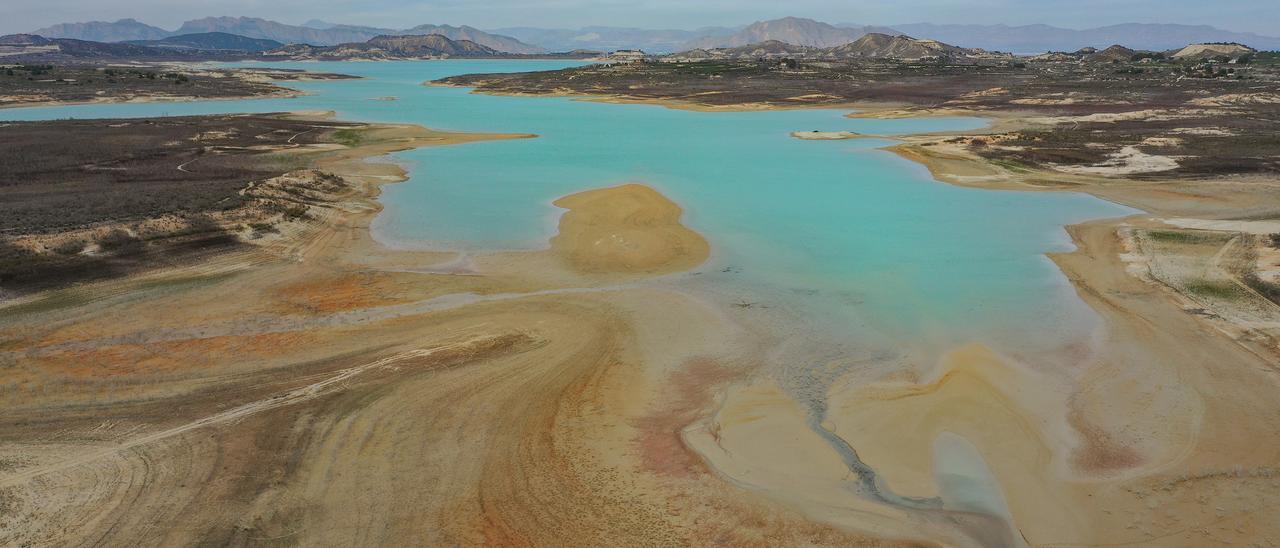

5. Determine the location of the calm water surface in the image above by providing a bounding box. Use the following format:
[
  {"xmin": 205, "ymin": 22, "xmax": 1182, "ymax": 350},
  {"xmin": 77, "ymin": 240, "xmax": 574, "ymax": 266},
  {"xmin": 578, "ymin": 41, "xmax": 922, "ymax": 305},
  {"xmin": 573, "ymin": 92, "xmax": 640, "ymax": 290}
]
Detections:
[{"xmin": 4, "ymin": 60, "xmax": 1135, "ymax": 360}]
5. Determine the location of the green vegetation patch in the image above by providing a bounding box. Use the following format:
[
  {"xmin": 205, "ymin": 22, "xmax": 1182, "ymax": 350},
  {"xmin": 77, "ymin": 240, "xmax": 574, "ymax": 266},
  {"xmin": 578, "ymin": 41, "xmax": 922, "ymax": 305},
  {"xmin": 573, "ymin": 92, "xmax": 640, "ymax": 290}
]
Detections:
[
  {"xmin": 261, "ymin": 151, "xmax": 310, "ymax": 172},
  {"xmin": 1243, "ymin": 274, "xmax": 1280, "ymax": 306},
  {"xmin": 0, "ymin": 288, "xmax": 95, "ymax": 317},
  {"xmin": 1247, "ymin": 51, "xmax": 1280, "ymax": 67},
  {"xmin": 1183, "ymin": 279, "xmax": 1246, "ymax": 300},
  {"xmin": 0, "ymin": 271, "xmax": 238, "ymax": 319},
  {"xmin": 987, "ymin": 158, "xmax": 1034, "ymax": 173},
  {"xmin": 1145, "ymin": 229, "xmax": 1233, "ymax": 245},
  {"xmin": 129, "ymin": 272, "xmax": 238, "ymax": 294},
  {"xmin": 331, "ymin": 128, "xmax": 367, "ymax": 147}
]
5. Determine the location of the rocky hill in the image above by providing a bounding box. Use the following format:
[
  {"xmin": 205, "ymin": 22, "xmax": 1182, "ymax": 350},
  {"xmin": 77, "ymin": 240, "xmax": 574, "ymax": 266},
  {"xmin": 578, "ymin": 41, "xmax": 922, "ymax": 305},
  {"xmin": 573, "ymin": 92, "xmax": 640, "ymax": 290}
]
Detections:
[
  {"xmin": 124, "ymin": 32, "xmax": 283, "ymax": 53},
  {"xmin": 29, "ymin": 16, "xmax": 541, "ymax": 54},
  {"xmin": 736, "ymin": 40, "xmax": 817, "ymax": 56},
  {"xmin": 491, "ymin": 26, "xmax": 737, "ymax": 54},
  {"xmin": 174, "ymin": 17, "xmax": 388, "ymax": 45},
  {"xmin": 683, "ymin": 17, "xmax": 900, "ymax": 49},
  {"xmin": 264, "ymin": 34, "xmax": 499, "ymax": 60},
  {"xmin": 367, "ymin": 34, "xmax": 498, "ymax": 56},
  {"xmin": 1172, "ymin": 43, "xmax": 1256, "ymax": 60},
  {"xmin": 0, "ymin": 34, "xmax": 52, "ymax": 46},
  {"xmin": 887, "ymin": 22, "xmax": 1280, "ymax": 53},
  {"xmin": 0, "ymin": 34, "xmax": 166, "ymax": 58},
  {"xmin": 32, "ymin": 18, "xmax": 169, "ymax": 42},
  {"xmin": 1082, "ymin": 44, "xmax": 1141, "ymax": 63},
  {"xmin": 827, "ymin": 33, "xmax": 974, "ymax": 61},
  {"xmin": 402, "ymin": 24, "xmax": 544, "ymax": 54},
  {"xmin": 668, "ymin": 33, "xmax": 984, "ymax": 62}
]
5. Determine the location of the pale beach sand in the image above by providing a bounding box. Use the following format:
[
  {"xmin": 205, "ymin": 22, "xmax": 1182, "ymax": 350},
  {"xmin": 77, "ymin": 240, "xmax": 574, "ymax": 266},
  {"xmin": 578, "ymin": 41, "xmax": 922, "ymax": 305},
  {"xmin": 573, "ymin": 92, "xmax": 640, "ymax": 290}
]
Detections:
[
  {"xmin": 0, "ymin": 117, "xmax": 914, "ymax": 546},
  {"xmin": 5, "ymin": 87, "xmax": 1280, "ymax": 546}
]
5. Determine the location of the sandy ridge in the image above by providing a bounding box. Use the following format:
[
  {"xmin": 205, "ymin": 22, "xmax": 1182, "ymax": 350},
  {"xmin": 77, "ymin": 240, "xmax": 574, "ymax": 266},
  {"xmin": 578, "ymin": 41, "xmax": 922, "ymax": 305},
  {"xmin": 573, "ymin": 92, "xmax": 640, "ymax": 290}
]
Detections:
[{"xmin": 0, "ymin": 112, "xmax": 910, "ymax": 546}]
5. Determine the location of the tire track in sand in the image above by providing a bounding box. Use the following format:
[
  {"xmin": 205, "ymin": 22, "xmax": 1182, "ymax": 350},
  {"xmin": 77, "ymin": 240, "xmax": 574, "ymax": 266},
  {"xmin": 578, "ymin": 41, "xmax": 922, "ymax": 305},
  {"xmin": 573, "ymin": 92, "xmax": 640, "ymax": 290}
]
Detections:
[{"xmin": 0, "ymin": 335, "xmax": 523, "ymax": 489}]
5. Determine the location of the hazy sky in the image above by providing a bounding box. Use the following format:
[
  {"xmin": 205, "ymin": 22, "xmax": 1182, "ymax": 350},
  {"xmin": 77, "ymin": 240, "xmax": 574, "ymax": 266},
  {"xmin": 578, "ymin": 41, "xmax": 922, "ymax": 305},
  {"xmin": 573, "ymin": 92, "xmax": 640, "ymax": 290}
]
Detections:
[{"xmin": 7, "ymin": 0, "xmax": 1278, "ymax": 36}]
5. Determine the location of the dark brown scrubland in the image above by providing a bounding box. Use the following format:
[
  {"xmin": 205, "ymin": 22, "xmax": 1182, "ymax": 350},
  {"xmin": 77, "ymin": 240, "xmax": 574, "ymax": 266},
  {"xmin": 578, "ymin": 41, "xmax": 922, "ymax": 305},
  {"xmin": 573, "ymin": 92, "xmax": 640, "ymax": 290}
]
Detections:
[
  {"xmin": 0, "ymin": 64, "xmax": 355, "ymax": 107},
  {"xmin": 439, "ymin": 52, "xmax": 1280, "ymax": 178},
  {"xmin": 0, "ymin": 115, "xmax": 362, "ymax": 293}
]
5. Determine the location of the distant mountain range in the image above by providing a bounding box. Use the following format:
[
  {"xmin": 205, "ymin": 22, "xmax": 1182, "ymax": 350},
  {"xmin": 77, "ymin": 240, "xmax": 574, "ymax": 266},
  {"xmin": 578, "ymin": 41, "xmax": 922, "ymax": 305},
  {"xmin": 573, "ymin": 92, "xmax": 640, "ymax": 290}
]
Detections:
[
  {"xmin": 28, "ymin": 16, "xmax": 1280, "ymax": 55},
  {"xmin": 300, "ymin": 20, "xmax": 341, "ymax": 30},
  {"xmin": 667, "ymin": 40, "xmax": 815, "ymax": 60},
  {"xmin": 31, "ymin": 18, "xmax": 169, "ymax": 43},
  {"xmin": 170, "ymin": 17, "xmax": 390, "ymax": 46},
  {"xmin": 31, "ymin": 17, "xmax": 544, "ymax": 54},
  {"xmin": 3, "ymin": 27, "xmax": 1256, "ymax": 65},
  {"xmin": 402, "ymin": 25, "xmax": 540, "ymax": 55},
  {"xmin": 265, "ymin": 34, "xmax": 501, "ymax": 60},
  {"xmin": 669, "ymin": 33, "xmax": 992, "ymax": 63},
  {"xmin": 0, "ymin": 30, "xmax": 594, "ymax": 62},
  {"xmin": 497, "ymin": 18, "xmax": 1280, "ymax": 53},
  {"xmin": 827, "ymin": 33, "xmax": 974, "ymax": 60},
  {"xmin": 0, "ymin": 33, "xmax": 174, "ymax": 58},
  {"xmin": 491, "ymin": 26, "xmax": 736, "ymax": 53},
  {"xmin": 879, "ymin": 23, "xmax": 1280, "ymax": 53},
  {"xmin": 682, "ymin": 17, "xmax": 901, "ymax": 50},
  {"xmin": 124, "ymin": 32, "xmax": 283, "ymax": 53}
]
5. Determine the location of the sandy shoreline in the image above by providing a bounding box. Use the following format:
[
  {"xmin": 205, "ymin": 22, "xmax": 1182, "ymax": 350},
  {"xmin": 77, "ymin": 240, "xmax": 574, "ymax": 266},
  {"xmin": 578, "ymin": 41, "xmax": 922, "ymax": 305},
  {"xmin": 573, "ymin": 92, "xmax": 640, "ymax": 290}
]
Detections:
[
  {"xmin": 435, "ymin": 81, "xmax": 1051, "ymax": 130},
  {"xmin": 0, "ymin": 65, "xmax": 362, "ymax": 111},
  {"xmin": 0, "ymin": 114, "xmax": 916, "ymax": 545},
  {"xmin": 0, "ymin": 87, "xmax": 307, "ymax": 111},
  {"xmin": 812, "ymin": 108, "xmax": 1280, "ymax": 543},
  {"xmin": 4, "ymin": 82, "xmax": 1280, "ymax": 544},
  {"xmin": 429, "ymin": 81, "xmax": 887, "ymax": 113},
  {"xmin": 487, "ymin": 89, "xmax": 1280, "ymax": 543}
]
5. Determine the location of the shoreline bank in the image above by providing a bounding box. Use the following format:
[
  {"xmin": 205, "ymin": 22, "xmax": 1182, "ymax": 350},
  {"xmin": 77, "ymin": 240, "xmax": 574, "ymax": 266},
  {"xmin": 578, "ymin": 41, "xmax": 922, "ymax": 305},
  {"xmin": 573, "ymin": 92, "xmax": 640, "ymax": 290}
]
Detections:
[
  {"xmin": 3, "ymin": 112, "xmax": 923, "ymax": 546},
  {"xmin": 0, "ymin": 88, "xmax": 305, "ymax": 111},
  {"xmin": 469, "ymin": 88, "xmax": 1280, "ymax": 542},
  {"xmin": 4, "ymin": 71, "xmax": 1279, "ymax": 545},
  {"xmin": 0, "ymin": 65, "xmax": 363, "ymax": 111}
]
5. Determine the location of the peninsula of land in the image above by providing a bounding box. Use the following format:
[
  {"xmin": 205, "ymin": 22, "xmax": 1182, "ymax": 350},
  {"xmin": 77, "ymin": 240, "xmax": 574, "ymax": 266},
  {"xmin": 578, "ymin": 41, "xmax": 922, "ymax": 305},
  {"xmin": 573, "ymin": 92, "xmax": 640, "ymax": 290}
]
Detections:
[
  {"xmin": 431, "ymin": 46, "xmax": 1280, "ymax": 545},
  {"xmin": 0, "ymin": 112, "xmax": 911, "ymax": 546},
  {"xmin": 2, "ymin": 28, "xmax": 1280, "ymax": 545}
]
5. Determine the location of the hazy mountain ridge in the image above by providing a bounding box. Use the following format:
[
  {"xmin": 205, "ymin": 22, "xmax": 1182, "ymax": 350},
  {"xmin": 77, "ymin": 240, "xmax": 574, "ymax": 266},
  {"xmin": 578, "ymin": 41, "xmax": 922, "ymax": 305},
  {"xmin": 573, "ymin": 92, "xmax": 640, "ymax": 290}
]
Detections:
[
  {"xmin": 32, "ymin": 18, "xmax": 170, "ymax": 42},
  {"xmin": 28, "ymin": 16, "xmax": 1280, "ymax": 55},
  {"xmin": 1080, "ymin": 45, "xmax": 1140, "ymax": 64},
  {"xmin": 669, "ymin": 33, "xmax": 990, "ymax": 62},
  {"xmin": 828, "ymin": 33, "xmax": 975, "ymax": 60},
  {"xmin": 403, "ymin": 24, "xmax": 544, "ymax": 54},
  {"xmin": 886, "ymin": 22, "xmax": 1280, "ymax": 52},
  {"xmin": 301, "ymin": 19, "xmax": 339, "ymax": 30},
  {"xmin": 683, "ymin": 17, "xmax": 901, "ymax": 49},
  {"xmin": 491, "ymin": 26, "xmax": 739, "ymax": 53},
  {"xmin": 175, "ymin": 17, "xmax": 394, "ymax": 46},
  {"xmin": 0, "ymin": 33, "xmax": 171, "ymax": 58},
  {"xmin": 123, "ymin": 32, "xmax": 283, "ymax": 52},
  {"xmin": 263, "ymin": 33, "xmax": 501, "ymax": 60},
  {"xmin": 28, "ymin": 16, "xmax": 542, "ymax": 54},
  {"xmin": 0, "ymin": 34, "xmax": 52, "ymax": 46}
]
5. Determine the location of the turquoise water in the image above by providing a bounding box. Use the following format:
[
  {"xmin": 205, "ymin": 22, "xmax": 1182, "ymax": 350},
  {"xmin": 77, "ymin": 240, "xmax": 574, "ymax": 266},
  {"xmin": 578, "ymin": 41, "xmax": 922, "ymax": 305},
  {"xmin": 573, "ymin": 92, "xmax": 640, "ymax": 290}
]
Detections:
[{"xmin": 3, "ymin": 60, "xmax": 1134, "ymax": 358}]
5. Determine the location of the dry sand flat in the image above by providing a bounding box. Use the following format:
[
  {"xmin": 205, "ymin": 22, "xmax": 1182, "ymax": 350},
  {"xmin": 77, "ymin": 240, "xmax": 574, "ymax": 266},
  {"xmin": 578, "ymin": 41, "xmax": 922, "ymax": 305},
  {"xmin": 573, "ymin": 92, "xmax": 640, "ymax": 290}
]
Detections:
[
  {"xmin": 791, "ymin": 130, "xmax": 865, "ymax": 140},
  {"xmin": 418, "ymin": 77, "xmax": 1280, "ymax": 543},
  {"xmin": 549, "ymin": 183, "xmax": 710, "ymax": 275},
  {"xmin": 654, "ymin": 101, "xmax": 1280, "ymax": 545},
  {"xmin": 0, "ymin": 121, "xmax": 916, "ymax": 546},
  {"xmin": 681, "ymin": 194, "xmax": 1280, "ymax": 545},
  {"xmin": 849, "ymin": 117, "xmax": 1280, "ymax": 544},
  {"xmin": 5, "ymin": 98, "xmax": 1280, "ymax": 546}
]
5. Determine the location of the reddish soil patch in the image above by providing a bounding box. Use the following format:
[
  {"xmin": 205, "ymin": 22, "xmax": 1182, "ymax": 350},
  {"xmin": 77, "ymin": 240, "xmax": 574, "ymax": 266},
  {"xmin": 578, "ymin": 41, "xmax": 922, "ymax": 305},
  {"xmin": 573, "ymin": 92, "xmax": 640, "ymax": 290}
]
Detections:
[
  {"xmin": 35, "ymin": 330, "xmax": 323, "ymax": 379},
  {"xmin": 1067, "ymin": 398, "xmax": 1144, "ymax": 473},
  {"xmin": 632, "ymin": 356, "xmax": 738, "ymax": 478},
  {"xmin": 273, "ymin": 272, "xmax": 407, "ymax": 314}
]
